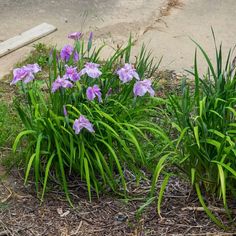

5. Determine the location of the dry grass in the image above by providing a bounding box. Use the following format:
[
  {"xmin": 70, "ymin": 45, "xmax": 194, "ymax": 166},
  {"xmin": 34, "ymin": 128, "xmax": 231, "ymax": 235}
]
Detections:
[{"xmin": 160, "ymin": 0, "xmax": 184, "ymax": 17}]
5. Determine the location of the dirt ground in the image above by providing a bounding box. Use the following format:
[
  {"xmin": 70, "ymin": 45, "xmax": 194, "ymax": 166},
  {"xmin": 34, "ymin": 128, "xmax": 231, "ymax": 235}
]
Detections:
[{"xmin": 1, "ymin": 166, "xmax": 236, "ymax": 236}]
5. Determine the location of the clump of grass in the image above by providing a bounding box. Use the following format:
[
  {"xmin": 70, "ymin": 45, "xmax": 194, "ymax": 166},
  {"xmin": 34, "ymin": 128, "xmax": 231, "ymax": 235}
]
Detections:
[
  {"xmin": 151, "ymin": 32, "xmax": 236, "ymax": 228},
  {"xmin": 16, "ymin": 43, "xmax": 52, "ymax": 69}
]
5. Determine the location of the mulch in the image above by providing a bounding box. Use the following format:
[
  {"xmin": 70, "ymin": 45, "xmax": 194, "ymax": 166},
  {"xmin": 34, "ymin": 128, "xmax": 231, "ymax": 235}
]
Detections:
[{"xmin": 0, "ymin": 167, "xmax": 235, "ymax": 236}]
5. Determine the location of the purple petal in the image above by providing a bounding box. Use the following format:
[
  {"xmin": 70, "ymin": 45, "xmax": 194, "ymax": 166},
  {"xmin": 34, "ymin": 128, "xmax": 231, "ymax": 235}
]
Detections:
[
  {"xmin": 73, "ymin": 119, "xmax": 82, "ymax": 134},
  {"xmin": 60, "ymin": 45, "xmax": 73, "ymax": 62},
  {"xmin": 80, "ymin": 62, "xmax": 102, "ymax": 79},
  {"xmin": 10, "ymin": 68, "xmax": 26, "ymax": 85},
  {"xmin": 52, "ymin": 79, "xmax": 61, "ymax": 93},
  {"xmin": 73, "ymin": 115, "xmax": 95, "ymax": 134},
  {"xmin": 26, "ymin": 63, "xmax": 41, "ymax": 73},
  {"xmin": 10, "ymin": 65, "xmax": 40, "ymax": 85},
  {"xmin": 133, "ymin": 79, "xmax": 154, "ymax": 97},
  {"xmin": 65, "ymin": 65, "xmax": 80, "ymax": 82},
  {"xmin": 62, "ymin": 79, "xmax": 73, "ymax": 88},
  {"xmin": 68, "ymin": 32, "xmax": 83, "ymax": 40},
  {"xmin": 23, "ymin": 73, "xmax": 35, "ymax": 84},
  {"xmin": 133, "ymin": 82, "xmax": 146, "ymax": 97},
  {"xmin": 89, "ymin": 32, "xmax": 93, "ymax": 42},
  {"xmin": 132, "ymin": 71, "xmax": 140, "ymax": 81},
  {"xmin": 74, "ymin": 52, "xmax": 79, "ymax": 62},
  {"xmin": 148, "ymin": 87, "xmax": 155, "ymax": 97},
  {"xmin": 87, "ymin": 69, "xmax": 102, "ymax": 79},
  {"xmin": 63, "ymin": 105, "xmax": 68, "ymax": 116},
  {"xmin": 79, "ymin": 68, "xmax": 87, "ymax": 76},
  {"xmin": 86, "ymin": 87, "xmax": 96, "ymax": 101},
  {"xmin": 51, "ymin": 76, "xmax": 73, "ymax": 93},
  {"xmin": 86, "ymin": 85, "xmax": 102, "ymax": 102},
  {"xmin": 117, "ymin": 63, "xmax": 139, "ymax": 83}
]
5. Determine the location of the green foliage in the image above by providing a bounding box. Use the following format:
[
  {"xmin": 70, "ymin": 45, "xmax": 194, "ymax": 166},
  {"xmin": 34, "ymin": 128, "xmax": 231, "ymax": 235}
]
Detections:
[
  {"xmin": 0, "ymin": 92, "xmax": 23, "ymax": 170},
  {"xmin": 16, "ymin": 43, "xmax": 51, "ymax": 69},
  {"xmin": 153, "ymin": 33, "xmax": 236, "ymax": 226},
  {"xmin": 12, "ymin": 36, "xmax": 165, "ymax": 203},
  {"xmin": 0, "ymin": 101, "xmax": 21, "ymax": 148}
]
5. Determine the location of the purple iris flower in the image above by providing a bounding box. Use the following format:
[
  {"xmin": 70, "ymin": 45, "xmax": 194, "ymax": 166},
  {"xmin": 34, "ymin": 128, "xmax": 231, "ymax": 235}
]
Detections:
[
  {"xmin": 73, "ymin": 51, "xmax": 79, "ymax": 62},
  {"xmin": 86, "ymin": 85, "xmax": 102, "ymax": 102},
  {"xmin": 63, "ymin": 105, "xmax": 68, "ymax": 116},
  {"xmin": 11, "ymin": 68, "xmax": 30, "ymax": 85},
  {"xmin": 79, "ymin": 62, "xmax": 102, "ymax": 79},
  {"xmin": 60, "ymin": 45, "xmax": 73, "ymax": 61},
  {"xmin": 117, "ymin": 63, "xmax": 140, "ymax": 83},
  {"xmin": 51, "ymin": 76, "xmax": 73, "ymax": 93},
  {"xmin": 65, "ymin": 65, "xmax": 80, "ymax": 82},
  {"xmin": 25, "ymin": 63, "xmax": 41, "ymax": 73},
  {"xmin": 87, "ymin": 32, "xmax": 93, "ymax": 52},
  {"xmin": 88, "ymin": 32, "xmax": 93, "ymax": 42},
  {"xmin": 106, "ymin": 88, "xmax": 112, "ymax": 97},
  {"xmin": 10, "ymin": 63, "xmax": 41, "ymax": 85},
  {"xmin": 133, "ymin": 79, "xmax": 155, "ymax": 97},
  {"xmin": 68, "ymin": 32, "xmax": 83, "ymax": 41},
  {"xmin": 60, "ymin": 45, "xmax": 79, "ymax": 62},
  {"xmin": 73, "ymin": 115, "xmax": 95, "ymax": 134}
]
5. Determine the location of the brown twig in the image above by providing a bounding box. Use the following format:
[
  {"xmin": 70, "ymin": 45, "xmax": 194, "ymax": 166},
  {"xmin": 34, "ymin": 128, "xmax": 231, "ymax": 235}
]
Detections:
[
  {"xmin": 0, "ymin": 184, "xmax": 12, "ymax": 203},
  {"xmin": 181, "ymin": 206, "xmax": 236, "ymax": 214},
  {"xmin": 70, "ymin": 221, "xmax": 83, "ymax": 235},
  {"xmin": 0, "ymin": 231, "xmax": 9, "ymax": 236}
]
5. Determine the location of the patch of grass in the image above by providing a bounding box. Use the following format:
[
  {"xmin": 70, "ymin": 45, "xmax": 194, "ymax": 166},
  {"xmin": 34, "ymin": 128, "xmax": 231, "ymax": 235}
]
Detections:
[
  {"xmin": 15, "ymin": 43, "xmax": 52, "ymax": 69},
  {"xmin": 0, "ymin": 202, "xmax": 9, "ymax": 211},
  {"xmin": 0, "ymin": 82, "xmax": 23, "ymax": 170},
  {"xmin": 0, "ymin": 102, "xmax": 21, "ymax": 147}
]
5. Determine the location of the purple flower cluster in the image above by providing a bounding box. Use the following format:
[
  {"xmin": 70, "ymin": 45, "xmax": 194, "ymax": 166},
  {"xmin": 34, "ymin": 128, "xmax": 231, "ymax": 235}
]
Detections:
[
  {"xmin": 117, "ymin": 63, "xmax": 140, "ymax": 83},
  {"xmin": 51, "ymin": 76, "xmax": 73, "ymax": 93},
  {"xmin": 60, "ymin": 45, "xmax": 79, "ymax": 62},
  {"xmin": 10, "ymin": 63, "xmax": 41, "ymax": 85},
  {"xmin": 117, "ymin": 64, "xmax": 154, "ymax": 97},
  {"xmin": 73, "ymin": 115, "xmax": 94, "ymax": 134},
  {"xmin": 79, "ymin": 62, "xmax": 102, "ymax": 79},
  {"xmin": 86, "ymin": 85, "xmax": 102, "ymax": 102},
  {"xmin": 42, "ymin": 60, "xmax": 153, "ymax": 134},
  {"xmin": 11, "ymin": 29, "xmax": 157, "ymax": 139}
]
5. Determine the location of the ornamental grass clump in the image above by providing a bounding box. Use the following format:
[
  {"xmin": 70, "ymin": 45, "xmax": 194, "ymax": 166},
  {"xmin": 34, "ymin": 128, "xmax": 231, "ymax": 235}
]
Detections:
[
  {"xmin": 12, "ymin": 33, "xmax": 164, "ymax": 204},
  {"xmin": 152, "ymin": 34, "xmax": 236, "ymax": 228}
]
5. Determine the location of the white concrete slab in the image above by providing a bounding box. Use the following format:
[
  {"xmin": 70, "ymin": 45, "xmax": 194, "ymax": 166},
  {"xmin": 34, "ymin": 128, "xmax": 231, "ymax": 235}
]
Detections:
[{"xmin": 0, "ymin": 23, "xmax": 56, "ymax": 57}]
